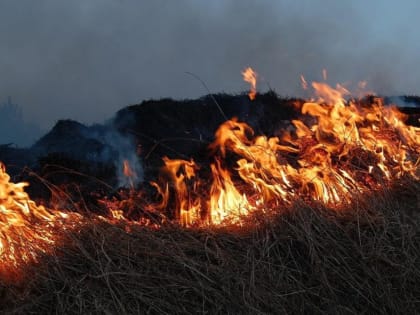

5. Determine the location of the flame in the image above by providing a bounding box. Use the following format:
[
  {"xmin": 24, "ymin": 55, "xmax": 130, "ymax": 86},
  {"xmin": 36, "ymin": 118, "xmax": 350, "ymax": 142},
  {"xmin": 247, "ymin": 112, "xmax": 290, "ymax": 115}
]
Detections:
[
  {"xmin": 209, "ymin": 159, "xmax": 251, "ymax": 224},
  {"xmin": 123, "ymin": 159, "xmax": 135, "ymax": 178},
  {"xmin": 151, "ymin": 76, "xmax": 420, "ymax": 225},
  {"xmin": 300, "ymin": 75, "xmax": 308, "ymax": 90},
  {"xmin": 123, "ymin": 159, "xmax": 136, "ymax": 189},
  {"xmin": 242, "ymin": 67, "xmax": 258, "ymax": 100},
  {"xmin": 0, "ymin": 163, "xmax": 81, "ymax": 279},
  {"xmin": 151, "ymin": 157, "xmax": 201, "ymax": 226},
  {"xmin": 0, "ymin": 69, "xmax": 419, "ymax": 277}
]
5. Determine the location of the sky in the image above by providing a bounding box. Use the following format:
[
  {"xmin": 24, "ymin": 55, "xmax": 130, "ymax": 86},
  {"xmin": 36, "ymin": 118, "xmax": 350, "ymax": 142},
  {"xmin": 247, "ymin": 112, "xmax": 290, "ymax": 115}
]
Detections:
[{"xmin": 0, "ymin": 0, "xmax": 419, "ymax": 134}]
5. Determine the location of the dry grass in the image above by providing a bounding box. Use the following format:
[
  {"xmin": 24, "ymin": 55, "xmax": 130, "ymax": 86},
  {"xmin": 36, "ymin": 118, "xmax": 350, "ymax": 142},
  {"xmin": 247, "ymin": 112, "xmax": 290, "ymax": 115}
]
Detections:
[{"xmin": 1, "ymin": 181, "xmax": 419, "ymax": 314}]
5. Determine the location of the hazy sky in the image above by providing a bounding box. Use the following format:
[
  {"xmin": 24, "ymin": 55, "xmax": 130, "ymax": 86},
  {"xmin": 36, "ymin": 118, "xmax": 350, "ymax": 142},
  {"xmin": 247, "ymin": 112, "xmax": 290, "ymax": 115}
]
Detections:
[{"xmin": 0, "ymin": 0, "xmax": 419, "ymax": 129}]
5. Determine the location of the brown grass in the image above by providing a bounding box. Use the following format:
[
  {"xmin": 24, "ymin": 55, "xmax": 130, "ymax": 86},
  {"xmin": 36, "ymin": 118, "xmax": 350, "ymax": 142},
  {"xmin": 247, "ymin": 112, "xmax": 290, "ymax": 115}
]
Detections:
[{"xmin": 1, "ymin": 181, "xmax": 419, "ymax": 314}]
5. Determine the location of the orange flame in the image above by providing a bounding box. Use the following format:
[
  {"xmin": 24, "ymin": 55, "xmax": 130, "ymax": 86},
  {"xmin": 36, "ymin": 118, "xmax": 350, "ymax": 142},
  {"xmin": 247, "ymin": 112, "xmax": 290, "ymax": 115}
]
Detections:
[
  {"xmin": 242, "ymin": 67, "xmax": 258, "ymax": 100},
  {"xmin": 0, "ymin": 163, "xmax": 82, "ymax": 279},
  {"xmin": 209, "ymin": 159, "xmax": 250, "ymax": 224},
  {"xmin": 123, "ymin": 159, "xmax": 135, "ymax": 178},
  {"xmin": 123, "ymin": 159, "xmax": 136, "ymax": 189},
  {"xmin": 151, "ymin": 77, "xmax": 420, "ymax": 225},
  {"xmin": 0, "ymin": 69, "xmax": 419, "ymax": 277},
  {"xmin": 151, "ymin": 157, "xmax": 201, "ymax": 226}
]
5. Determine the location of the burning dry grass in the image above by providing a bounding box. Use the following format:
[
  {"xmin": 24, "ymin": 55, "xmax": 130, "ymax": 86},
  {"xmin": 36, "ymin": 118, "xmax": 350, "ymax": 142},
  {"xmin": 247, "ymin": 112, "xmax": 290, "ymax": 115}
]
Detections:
[
  {"xmin": 1, "ymin": 72, "xmax": 419, "ymax": 313},
  {"xmin": 1, "ymin": 180, "xmax": 419, "ymax": 314},
  {"xmin": 147, "ymin": 80, "xmax": 420, "ymax": 226}
]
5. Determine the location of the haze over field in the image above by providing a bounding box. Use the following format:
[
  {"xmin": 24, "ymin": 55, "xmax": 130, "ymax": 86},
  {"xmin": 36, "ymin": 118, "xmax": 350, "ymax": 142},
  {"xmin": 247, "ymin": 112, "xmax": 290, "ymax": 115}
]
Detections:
[{"xmin": 0, "ymin": 0, "xmax": 419, "ymax": 145}]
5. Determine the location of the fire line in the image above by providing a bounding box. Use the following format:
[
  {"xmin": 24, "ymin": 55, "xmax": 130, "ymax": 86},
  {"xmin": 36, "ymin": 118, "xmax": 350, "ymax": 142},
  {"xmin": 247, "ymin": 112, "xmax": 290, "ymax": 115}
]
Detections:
[{"xmin": 0, "ymin": 68, "xmax": 419, "ymax": 276}]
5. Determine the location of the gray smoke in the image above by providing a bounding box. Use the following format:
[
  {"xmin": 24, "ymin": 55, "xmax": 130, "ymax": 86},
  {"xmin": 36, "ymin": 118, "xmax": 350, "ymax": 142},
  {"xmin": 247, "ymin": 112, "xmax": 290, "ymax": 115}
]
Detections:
[
  {"xmin": 101, "ymin": 129, "xmax": 143, "ymax": 188},
  {"xmin": 80, "ymin": 124, "xmax": 144, "ymax": 187},
  {"xmin": 0, "ymin": 0, "xmax": 419, "ymax": 133}
]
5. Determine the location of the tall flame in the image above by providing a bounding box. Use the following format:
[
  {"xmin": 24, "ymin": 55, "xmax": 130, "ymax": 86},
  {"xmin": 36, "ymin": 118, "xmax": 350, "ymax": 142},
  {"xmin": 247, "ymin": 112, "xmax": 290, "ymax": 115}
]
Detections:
[
  {"xmin": 242, "ymin": 67, "xmax": 258, "ymax": 100},
  {"xmin": 209, "ymin": 159, "xmax": 250, "ymax": 224},
  {"xmin": 151, "ymin": 157, "xmax": 200, "ymax": 225},
  {"xmin": 152, "ymin": 78, "xmax": 420, "ymax": 225}
]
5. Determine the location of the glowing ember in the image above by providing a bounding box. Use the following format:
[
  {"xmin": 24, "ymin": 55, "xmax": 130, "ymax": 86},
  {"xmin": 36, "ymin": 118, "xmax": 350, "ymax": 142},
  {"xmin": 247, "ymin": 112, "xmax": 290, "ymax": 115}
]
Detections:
[{"xmin": 242, "ymin": 67, "xmax": 258, "ymax": 100}]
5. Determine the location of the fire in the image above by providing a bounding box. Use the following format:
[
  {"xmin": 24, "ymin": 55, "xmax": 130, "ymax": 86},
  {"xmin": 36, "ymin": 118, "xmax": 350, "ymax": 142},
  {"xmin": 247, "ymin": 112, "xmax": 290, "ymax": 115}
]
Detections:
[
  {"xmin": 0, "ymin": 163, "xmax": 82, "ymax": 279},
  {"xmin": 123, "ymin": 159, "xmax": 135, "ymax": 178},
  {"xmin": 151, "ymin": 157, "xmax": 201, "ymax": 225},
  {"xmin": 151, "ymin": 76, "xmax": 420, "ymax": 225},
  {"xmin": 209, "ymin": 159, "xmax": 251, "ymax": 224},
  {"xmin": 242, "ymin": 67, "xmax": 258, "ymax": 100},
  {"xmin": 0, "ymin": 68, "xmax": 419, "ymax": 276},
  {"xmin": 123, "ymin": 159, "xmax": 136, "ymax": 189},
  {"xmin": 300, "ymin": 75, "xmax": 308, "ymax": 90}
]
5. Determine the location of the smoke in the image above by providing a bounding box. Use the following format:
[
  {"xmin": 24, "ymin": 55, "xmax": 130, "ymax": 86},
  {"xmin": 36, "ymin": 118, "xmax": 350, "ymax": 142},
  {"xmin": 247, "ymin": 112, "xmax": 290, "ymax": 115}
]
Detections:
[
  {"xmin": 0, "ymin": 0, "xmax": 419, "ymax": 132},
  {"xmin": 101, "ymin": 129, "xmax": 143, "ymax": 188},
  {"xmin": 81, "ymin": 123, "xmax": 144, "ymax": 188},
  {"xmin": 385, "ymin": 96, "xmax": 420, "ymax": 108},
  {"xmin": 30, "ymin": 117, "xmax": 143, "ymax": 188}
]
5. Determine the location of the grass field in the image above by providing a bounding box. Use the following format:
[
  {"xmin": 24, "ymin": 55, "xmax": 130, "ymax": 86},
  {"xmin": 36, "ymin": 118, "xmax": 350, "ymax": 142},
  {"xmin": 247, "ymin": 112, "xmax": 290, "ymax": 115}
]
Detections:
[{"xmin": 1, "ymin": 179, "xmax": 419, "ymax": 314}]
